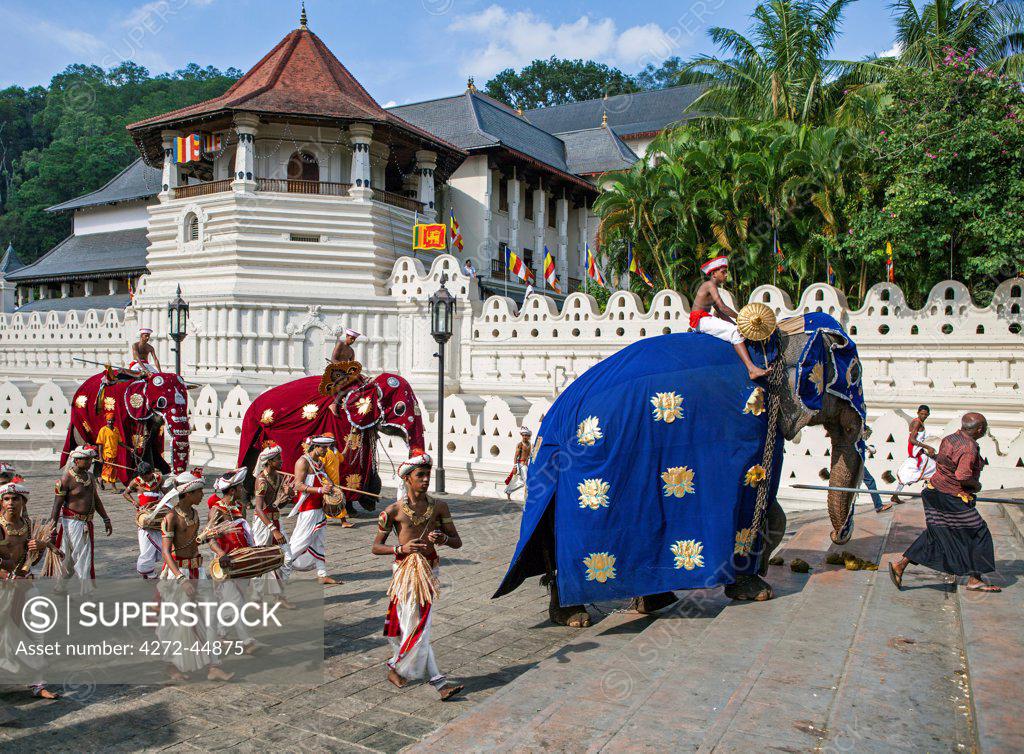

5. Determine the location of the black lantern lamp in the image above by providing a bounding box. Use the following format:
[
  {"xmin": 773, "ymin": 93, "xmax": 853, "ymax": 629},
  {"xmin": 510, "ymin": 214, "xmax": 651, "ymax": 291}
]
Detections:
[
  {"xmin": 167, "ymin": 285, "xmax": 189, "ymax": 375},
  {"xmin": 428, "ymin": 274, "xmax": 457, "ymax": 492}
]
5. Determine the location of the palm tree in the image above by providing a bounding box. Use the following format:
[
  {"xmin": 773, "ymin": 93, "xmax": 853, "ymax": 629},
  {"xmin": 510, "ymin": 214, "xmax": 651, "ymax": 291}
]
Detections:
[
  {"xmin": 892, "ymin": 0, "xmax": 1024, "ymax": 73},
  {"xmin": 684, "ymin": 0, "xmax": 859, "ymax": 125}
]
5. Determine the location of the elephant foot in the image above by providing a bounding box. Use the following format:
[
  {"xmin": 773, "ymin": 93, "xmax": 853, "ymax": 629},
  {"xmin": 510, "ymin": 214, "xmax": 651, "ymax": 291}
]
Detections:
[
  {"xmin": 630, "ymin": 591, "xmax": 677, "ymax": 615},
  {"xmin": 549, "ymin": 604, "xmax": 591, "ymax": 627},
  {"xmin": 830, "ymin": 529, "xmax": 852, "ymax": 546},
  {"xmin": 724, "ymin": 574, "xmax": 774, "ymax": 602}
]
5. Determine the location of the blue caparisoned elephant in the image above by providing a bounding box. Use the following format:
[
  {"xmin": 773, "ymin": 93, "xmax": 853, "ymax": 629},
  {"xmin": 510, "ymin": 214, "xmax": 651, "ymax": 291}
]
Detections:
[{"xmin": 494, "ymin": 312, "xmax": 866, "ymax": 626}]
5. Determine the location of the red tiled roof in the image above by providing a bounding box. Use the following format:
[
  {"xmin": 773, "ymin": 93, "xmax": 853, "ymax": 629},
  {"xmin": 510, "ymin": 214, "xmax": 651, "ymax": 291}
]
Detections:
[{"xmin": 126, "ymin": 28, "xmax": 461, "ymax": 154}]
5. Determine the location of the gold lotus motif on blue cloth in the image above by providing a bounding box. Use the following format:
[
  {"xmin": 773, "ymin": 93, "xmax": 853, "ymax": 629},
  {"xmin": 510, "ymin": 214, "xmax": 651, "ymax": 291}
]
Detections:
[
  {"xmin": 744, "ymin": 387, "xmax": 765, "ymax": 416},
  {"xmin": 583, "ymin": 552, "xmax": 617, "ymax": 582},
  {"xmin": 650, "ymin": 391, "xmax": 684, "ymax": 423},
  {"xmin": 662, "ymin": 466, "xmax": 695, "ymax": 498},
  {"xmin": 734, "ymin": 528, "xmax": 755, "ymax": 555},
  {"xmin": 578, "ymin": 478, "xmax": 610, "ymax": 510},
  {"xmin": 809, "ymin": 362, "xmax": 825, "ymax": 395},
  {"xmin": 576, "ymin": 416, "xmax": 603, "ymax": 446},
  {"xmin": 671, "ymin": 539, "xmax": 704, "ymax": 570}
]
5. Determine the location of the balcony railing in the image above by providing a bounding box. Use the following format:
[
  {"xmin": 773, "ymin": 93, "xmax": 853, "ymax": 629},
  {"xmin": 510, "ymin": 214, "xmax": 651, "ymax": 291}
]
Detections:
[
  {"xmin": 175, "ymin": 179, "xmax": 232, "ymax": 199},
  {"xmin": 256, "ymin": 178, "xmax": 352, "ymax": 196},
  {"xmin": 373, "ymin": 188, "xmax": 423, "ymax": 213}
]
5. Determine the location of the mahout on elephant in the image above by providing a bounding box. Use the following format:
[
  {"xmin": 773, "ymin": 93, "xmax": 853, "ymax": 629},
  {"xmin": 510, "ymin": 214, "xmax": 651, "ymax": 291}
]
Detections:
[
  {"xmin": 494, "ymin": 309, "xmax": 866, "ymax": 627},
  {"xmin": 237, "ymin": 364, "xmax": 425, "ymax": 513},
  {"xmin": 63, "ymin": 368, "xmax": 193, "ymax": 484}
]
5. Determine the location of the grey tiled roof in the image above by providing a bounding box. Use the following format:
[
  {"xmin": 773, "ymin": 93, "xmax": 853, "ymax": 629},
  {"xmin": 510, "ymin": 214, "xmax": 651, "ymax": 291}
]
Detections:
[
  {"xmin": 15, "ymin": 294, "xmax": 131, "ymax": 313},
  {"xmin": 524, "ymin": 85, "xmax": 704, "ymax": 138},
  {"xmin": 558, "ymin": 127, "xmax": 637, "ymax": 175},
  {"xmin": 391, "ymin": 91, "xmax": 579, "ymax": 179},
  {"xmin": 1, "ymin": 244, "xmax": 24, "ymax": 276},
  {"xmin": 7, "ymin": 229, "xmax": 149, "ymax": 283},
  {"xmin": 47, "ymin": 159, "xmax": 161, "ymax": 212}
]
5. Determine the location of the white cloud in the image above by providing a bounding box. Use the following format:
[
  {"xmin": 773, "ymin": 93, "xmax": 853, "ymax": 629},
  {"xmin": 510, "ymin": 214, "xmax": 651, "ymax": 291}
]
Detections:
[
  {"xmin": 448, "ymin": 5, "xmax": 676, "ymax": 79},
  {"xmin": 383, "ymin": 100, "xmax": 397, "ymax": 108},
  {"xmin": 122, "ymin": 0, "xmax": 216, "ymax": 30},
  {"xmin": 35, "ymin": 21, "xmax": 106, "ymax": 57},
  {"xmin": 877, "ymin": 41, "xmax": 903, "ymax": 58}
]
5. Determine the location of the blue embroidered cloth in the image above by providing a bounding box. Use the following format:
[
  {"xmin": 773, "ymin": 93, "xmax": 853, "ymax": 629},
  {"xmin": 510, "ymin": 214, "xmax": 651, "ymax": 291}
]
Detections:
[
  {"xmin": 494, "ymin": 313, "xmax": 864, "ymax": 606},
  {"xmin": 797, "ymin": 312, "xmax": 866, "ymax": 423},
  {"xmin": 494, "ymin": 331, "xmax": 784, "ymax": 606}
]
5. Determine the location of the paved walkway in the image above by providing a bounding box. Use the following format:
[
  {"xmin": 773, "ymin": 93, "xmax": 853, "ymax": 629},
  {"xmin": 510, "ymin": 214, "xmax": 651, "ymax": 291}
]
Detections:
[{"xmin": 1, "ymin": 462, "xmax": 1020, "ymax": 752}]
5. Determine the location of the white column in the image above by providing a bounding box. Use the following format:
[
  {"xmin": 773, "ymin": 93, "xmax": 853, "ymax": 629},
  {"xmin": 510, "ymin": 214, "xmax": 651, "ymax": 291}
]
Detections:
[
  {"xmin": 415, "ymin": 149, "xmax": 437, "ymax": 221},
  {"xmin": 483, "ymin": 168, "xmax": 494, "ymax": 275},
  {"xmin": 38, "ymin": 286, "xmax": 47, "ymax": 300},
  {"xmin": 508, "ymin": 174, "xmax": 520, "ymax": 257},
  {"xmin": 348, "ymin": 123, "xmax": 374, "ymax": 200},
  {"xmin": 108, "ymin": 279, "xmax": 117, "ymax": 295},
  {"xmin": 60, "ymin": 283, "xmax": 70, "ymax": 298},
  {"xmin": 576, "ymin": 203, "xmax": 588, "ymax": 285},
  {"xmin": 533, "ymin": 183, "xmax": 546, "ymax": 289},
  {"xmin": 402, "ymin": 172, "xmax": 418, "ymax": 198},
  {"xmin": 557, "ymin": 196, "xmax": 569, "ymax": 291},
  {"xmin": 84, "ymin": 281, "xmax": 95, "ymax": 296},
  {"xmin": 232, "ymin": 112, "xmax": 259, "ymax": 193},
  {"xmin": 159, "ymin": 130, "xmax": 182, "ymax": 201},
  {"xmin": 16, "ymin": 288, "xmax": 24, "ymax": 307}
]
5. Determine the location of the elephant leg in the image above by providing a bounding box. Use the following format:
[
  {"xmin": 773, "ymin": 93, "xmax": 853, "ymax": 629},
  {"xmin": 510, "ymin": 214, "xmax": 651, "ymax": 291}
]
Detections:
[
  {"xmin": 630, "ymin": 592, "xmax": 677, "ymax": 614},
  {"xmin": 542, "ymin": 547, "xmax": 591, "ymax": 628},
  {"xmin": 725, "ymin": 575, "xmax": 774, "ymax": 601},
  {"xmin": 758, "ymin": 499, "xmax": 787, "ymax": 577}
]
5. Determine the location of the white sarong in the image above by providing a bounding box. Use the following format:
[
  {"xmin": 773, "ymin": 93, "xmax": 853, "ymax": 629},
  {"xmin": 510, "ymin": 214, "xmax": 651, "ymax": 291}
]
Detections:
[
  {"xmin": 286, "ymin": 508, "xmax": 327, "ymax": 577},
  {"xmin": 137, "ymin": 528, "xmax": 162, "ymax": 577},
  {"xmin": 384, "ymin": 563, "xmax": 447, "ymax": 687},
  {"xmin": 698, "ymin": 315, "xmax": 745, "ymax": 345},
  {"xmin": 504, "ymin": 463, "xmax": 528, "ymax": 495},
  {"xmin": 897, "ymin": 430, "xmax": 936, "ymax": 485},
  {"xmin": 251, "ymin": 515, "xmax": 288, "ymax": 597},
  {"xmin": 56, "ymin": 515, "xmax": 95, "ymax": 592}
]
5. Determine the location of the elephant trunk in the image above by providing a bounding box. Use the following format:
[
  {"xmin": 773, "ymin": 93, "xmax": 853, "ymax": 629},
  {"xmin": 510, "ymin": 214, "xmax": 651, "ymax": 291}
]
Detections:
[{"xmin": 824, "ymin": 404, "xmax": 864, "ymax": 545}]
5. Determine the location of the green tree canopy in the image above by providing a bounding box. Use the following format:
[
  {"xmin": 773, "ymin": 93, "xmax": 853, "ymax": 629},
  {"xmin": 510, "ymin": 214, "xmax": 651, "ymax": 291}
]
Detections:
[{"xmin": 483, "ymin": 57, "xmax": 639, "ymax": 109}]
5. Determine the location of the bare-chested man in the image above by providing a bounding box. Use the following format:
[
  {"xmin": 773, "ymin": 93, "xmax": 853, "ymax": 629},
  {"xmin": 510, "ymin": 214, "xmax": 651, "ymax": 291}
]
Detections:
[
  {"xmin": 0, "ymin": 482, "xmax": 60, "ymax": 700},
  {"xmin": 158, "ymin": 471, "xmax": 233, "ymax": 681},
  {"xmin": 373, "ymin": 453, "xmax": 464, "ymax": 700},
  {"xmin": 49, "ymin": 447, "xmax": 112, "ymax": 589},
  {"xmin": 130, "ymin": 327, "xmax": 161, "ymax": 373},
  {"xmin": 504, "ymin": 426, "xmax": 532, "ymax": 499},
  {"xmin": 285, "ymin": 436, "xmax": 340, "ymax": 585},
  {"xmin": 331, "ymin": 328, "xmax": 360, "ymax": 363},
  {"xmin": 252, "ymin": 443, "xmax": 292, "ymax": 604},
  {"xmin": 690, "ymin": 256, "xmax": 769, "ymax": 380}
]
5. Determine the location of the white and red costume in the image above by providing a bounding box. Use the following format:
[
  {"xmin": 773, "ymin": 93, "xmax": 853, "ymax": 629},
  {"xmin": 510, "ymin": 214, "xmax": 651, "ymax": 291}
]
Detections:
[
  {"xmin": 134, "ymin": 475, "xmax": 164, "ymax": 577},
  {"xmin": 896, "ymin": 428, "xmax": 936, "ymax": 487},
  {"xmin": 690, "ymin": 256, "xmax": 745, "ymax": 345},
  {"xmin": 285, "ymin": 450, "xmax": 329, "ymax": 578}
]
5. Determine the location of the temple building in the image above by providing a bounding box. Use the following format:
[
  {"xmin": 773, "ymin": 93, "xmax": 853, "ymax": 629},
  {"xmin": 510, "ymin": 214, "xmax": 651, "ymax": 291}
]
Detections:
[{"xmin": 0, "ymin": 13, "xmax": 699, "ymax": 316}]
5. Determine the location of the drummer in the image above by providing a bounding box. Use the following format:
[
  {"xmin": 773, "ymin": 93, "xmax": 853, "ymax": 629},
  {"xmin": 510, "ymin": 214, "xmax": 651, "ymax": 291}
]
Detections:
[
  {"xmin": 252, "ymin": 443, "xmax": 292, "ymax": 605},
  {"xmin": 285, "ymin": 436, "xmax": 340, "ymax": 585},
  {"xmin": 207, "ymin": 467, "xmax": 247, "ymax": 524},
  {"xmin": 320, "ymin": 432, "xmax": 353, "ymax": 528},
  {"xmin": 123, "ymin": 461, "xmax": 164, "ymax": 578}
]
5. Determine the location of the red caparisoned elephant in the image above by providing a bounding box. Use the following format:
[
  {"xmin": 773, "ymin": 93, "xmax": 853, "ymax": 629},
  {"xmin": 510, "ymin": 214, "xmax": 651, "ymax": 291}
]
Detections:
[
  {"xmin": 63, "ymin": 370, "xmax": 192, "ymax": 483},
  {"xmin": 237, "ymin": 371, "xmax": 424, "ymax": 510}
]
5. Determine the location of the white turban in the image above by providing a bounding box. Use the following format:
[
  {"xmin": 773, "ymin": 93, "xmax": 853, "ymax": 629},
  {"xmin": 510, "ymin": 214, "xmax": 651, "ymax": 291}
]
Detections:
[
  {"xmin": 254, "ymin": 444, "xmax": 283, "ymax": 477},
  {"xmin": 174, "ymin": 471, "xmax": 205, "ymax": 495},
  {"xmin": 0, "ymin": 463, "xmax": 15, "ymax": 476},
  {"xmin": 309, "ymin": 436, "xmax": 334, "ymax": 447},
  {"xmin": 139, "ymin": 327, "xmax": 153, "ymax": 335},
  {"xmin": 398, "ymin": 453, "xmax": 433, "ymax": 479},
  {"xmin": 0, "ymin": 482, "xmax": 29, "ymax": 499},
  {"xmin": 214, "ymin": 467, "xmax": 247, "ymax": 493},
  {"xmin": 519, "ymin": 427, "xmax": 532, "ymax": 436},
  {"xmin": 344, "ymin": 328, "xmax": 361, "ymax": 339},
  {"xmin": 70, "ymin": 447, "xmax": 98, "ymax": 461}
]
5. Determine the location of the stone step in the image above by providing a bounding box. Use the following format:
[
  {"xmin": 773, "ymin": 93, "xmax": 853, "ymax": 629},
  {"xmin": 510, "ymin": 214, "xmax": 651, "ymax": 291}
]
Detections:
[
  {"xmin": 958, "ymin": 502, "xmax": 1024, "ymax": 754},
  {"xmin": 414, "ymin": 510, "xmax": 840, "ymax": 752}
]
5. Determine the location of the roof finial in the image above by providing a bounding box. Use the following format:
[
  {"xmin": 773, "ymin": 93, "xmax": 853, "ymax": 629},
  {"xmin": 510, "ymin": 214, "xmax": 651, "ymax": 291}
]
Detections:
[
  {"xmin": 467, "ymin": 76, "xmax": 476, "ymax": 91},
  {"xmin": 516, "ymin": 104, "xmax": 523, "ymax": 116},
  {"xmin": 300, "ymin": 1, "xmax": 308, "ymax": 29},
  {"xmin": 602, "ymin": 110, "xmax": 608, "ymax": 127},
  {"xmin": 602, "ymin": 92, "xmax": 608, "ymax": 127}
]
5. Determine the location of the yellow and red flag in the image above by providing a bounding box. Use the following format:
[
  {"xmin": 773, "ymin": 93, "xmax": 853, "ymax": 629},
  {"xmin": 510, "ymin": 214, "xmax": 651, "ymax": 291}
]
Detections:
[
  {"xmin": 413, "ymin": 223, "xmax": 447, "ymax": 251},
  {"xmin": 627, "ymin": 242, "xmax": 654, "ymax": 288},
  {"xmin": 174, "ymin": 134, "xmax": 202, "ymax": 164},
  {"xmin": 506, "ymin": 248, "xmax": 535, "ymax": 283},
  {"xmin": 885, "ymin": 241, "xmax": 895, "ymax": 282},
  {"xmin": 449, "ymin": 209, "xmax": 464, "ymax": 253},
  {"xmin": 543, "ymin": 247, "xmax": 561, "ymax": 293},
  {"xmin": 586, "ymin": 244, "xmax": 606, "ymax": 287}
]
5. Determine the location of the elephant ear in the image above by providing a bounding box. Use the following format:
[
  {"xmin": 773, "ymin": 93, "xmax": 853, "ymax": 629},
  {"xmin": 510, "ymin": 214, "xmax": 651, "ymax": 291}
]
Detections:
[{"xmin": 343, "ymin": 382, "xmax": 384, "ymax": 430}]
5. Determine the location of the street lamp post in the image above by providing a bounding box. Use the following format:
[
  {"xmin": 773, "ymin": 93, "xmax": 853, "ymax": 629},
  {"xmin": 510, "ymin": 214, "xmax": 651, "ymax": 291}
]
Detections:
[
  {"xmin": 167, "ymin": 285, "xmax": 189, "ymax": 375},
  {"xmin": 428, "ymin": 273, "xmax": 456, "ymax": 493}
]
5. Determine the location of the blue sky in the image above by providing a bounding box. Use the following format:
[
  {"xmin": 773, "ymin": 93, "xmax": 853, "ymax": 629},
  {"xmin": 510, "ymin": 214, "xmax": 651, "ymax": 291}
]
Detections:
[{"xmin": 1, "ymin": 0, "xmax": 902, "ymax": 104}]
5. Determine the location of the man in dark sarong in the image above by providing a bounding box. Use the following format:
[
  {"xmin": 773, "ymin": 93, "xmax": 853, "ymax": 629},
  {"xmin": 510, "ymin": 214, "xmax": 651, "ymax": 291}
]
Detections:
[{"xmin": 889, "ymin": 413, "xmax": 1000, "ymax": 593}]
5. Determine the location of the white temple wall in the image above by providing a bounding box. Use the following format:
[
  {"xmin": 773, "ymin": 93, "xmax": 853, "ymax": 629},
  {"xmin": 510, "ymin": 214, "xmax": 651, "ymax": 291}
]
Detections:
[
  {"xmin": 0, "ymin": 252, "xmax": 1020, "ymax": 503},
  {"xmin": 73, "ymin": 202, "xmax": 151, "ymax": 235}
]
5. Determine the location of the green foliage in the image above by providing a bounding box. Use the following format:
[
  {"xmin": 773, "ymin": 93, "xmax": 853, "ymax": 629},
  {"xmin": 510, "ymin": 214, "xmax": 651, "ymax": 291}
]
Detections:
[
  {"xmin": 483, "ymin": 57, "xmax": 639, "ymax": 109},
  {"xmin": 837, "ymin": 53, "xmax": 1024, "ymax": 304},
  {"xmin": 0, "ymin": 62, "xmax": 239, "ymax": 262}
]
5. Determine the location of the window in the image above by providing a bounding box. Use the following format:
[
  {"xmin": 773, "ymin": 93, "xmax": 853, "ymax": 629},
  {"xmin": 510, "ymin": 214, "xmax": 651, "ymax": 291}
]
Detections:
[
  {"xmin": 288, "ymin": 151, "xmax": 319, "ymax": 183},
  {"xmin": 523, "ymin": 247, "xmax": 534, "ymax": 271},
  {"xmin": 498, "ymin": 179, "xmax": 508, "ymax": 212},
  {"xmin": 524, "ymin": 190, "xmax": 534, "ymax": 220},
  {"xmin": 548, "ymin": 197, "xmax": 557, "ymax": 228},
  {"xmin": 185, "ymin": 213, "xmax": 199, "ymax": 242}
]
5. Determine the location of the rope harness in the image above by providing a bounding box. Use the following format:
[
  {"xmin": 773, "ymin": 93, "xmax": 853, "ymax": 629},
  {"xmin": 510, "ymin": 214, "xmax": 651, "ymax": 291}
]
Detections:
[{"xmin": 748, "ymin": 355, "xmax": 787, "ymax": 549}]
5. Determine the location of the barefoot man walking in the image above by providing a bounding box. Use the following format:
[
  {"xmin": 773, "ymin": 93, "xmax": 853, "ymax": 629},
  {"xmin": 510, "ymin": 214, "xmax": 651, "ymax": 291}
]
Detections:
[{"xmin": 889, "ymin": 413, "xmax": 1000, "ymax": 593}]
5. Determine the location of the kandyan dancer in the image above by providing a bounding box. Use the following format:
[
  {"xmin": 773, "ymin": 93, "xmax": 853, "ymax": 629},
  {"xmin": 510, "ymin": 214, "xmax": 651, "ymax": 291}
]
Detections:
[
  {"xmin": 891, "ymin": 404, "xmax": 936, "ymax": 505},
  {"xmin": 130, "ymin": 327, "xmax": 161, "ymax": 373},
  {"xmin": 123, "ymin": 461, "xmax": 164, "ymax": 578},
  {"xmin": 50, "ymin": 447, "xmax": 112, "ymax": 590},
  {"xmin": 0, "ymin": 481, "xmax": 61, "ymax": 700},
  {"xmin": 373, "ymin": 453, "xmax": 464, "ymax": 700},
  {"xmin": 889, "ymin": 413, "xmax": 1001, "ymax": 593},
  {"xmin": 285, "ymin": 436, "xmax": 340, "ymax": 585},
  {"xmin": 251, "ymin": 442, "xmax": 292, "ymax": 603},
  {"xmin": 504, "ymin": 426, "xmax": 532, "ymax": 499}
]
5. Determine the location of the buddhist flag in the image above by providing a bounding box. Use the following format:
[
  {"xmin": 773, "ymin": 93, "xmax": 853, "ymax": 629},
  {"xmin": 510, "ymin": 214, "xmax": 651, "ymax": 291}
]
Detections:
[
  {"xmin": 449, "ymin": 209, "xmax": 464, "ymax": 252},
  {"xmin": 627, "ymin": 242, "xmax": 654, "ymax": 288},
  {"xmin": 775, "ymin": 239, "xmax": 786, "ymax": 274},
  {"xmin": 885, "ymin": 241, "xmax": 895, "ymax": 282},
  {"xmin": 586, "ymin": 244, "xmax": 606, "ymax": 287},
  {"xmin": 827, "ymin": 261, "xmax": 836, "ymax": 287},
  {"xmin": 413, "ymin": 223, "xmax": 447, "ymax": 251},
  {"xmin": 506, "ymin": 247, "xmax": 535, "ymax": 284},
  {"xmin": 174, "ymin": 134, "xmax": 202, "ymax": 164},
  {"xmin": 202, "ymin": 133, "xmax": 222, "ymax": 154},
  {"xmin": 543, "ymin": 247, "xmax": 561, "ymax": 293}
]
